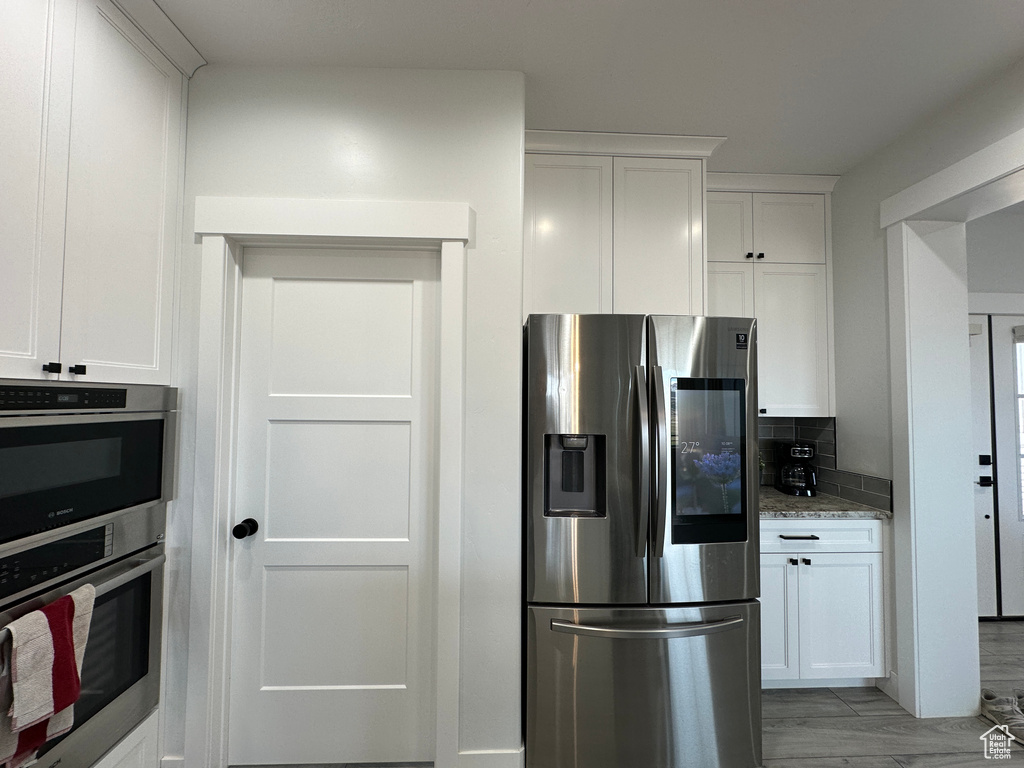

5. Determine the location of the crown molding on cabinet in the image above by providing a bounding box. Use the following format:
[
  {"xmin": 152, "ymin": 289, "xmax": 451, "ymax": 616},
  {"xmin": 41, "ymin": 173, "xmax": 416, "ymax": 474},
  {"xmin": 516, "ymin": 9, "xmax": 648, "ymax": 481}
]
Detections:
[
  {"xmin": 707, "ymin": 172, "xmax": 840, "ymax": 194},
  {"xmin": 525, "ymin": 130, "xmax": 726, "ymax": 158},
  {"xmin": 110, "ymin": 0, "xmax": 206, "ymax": 77}
]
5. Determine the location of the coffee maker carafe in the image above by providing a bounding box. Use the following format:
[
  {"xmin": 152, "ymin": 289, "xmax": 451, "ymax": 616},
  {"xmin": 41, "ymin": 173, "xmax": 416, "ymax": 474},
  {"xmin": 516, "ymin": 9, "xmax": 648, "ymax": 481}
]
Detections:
[{"xmin": 775, "ymin": 442, "xmax": 817, "ymax": 497}]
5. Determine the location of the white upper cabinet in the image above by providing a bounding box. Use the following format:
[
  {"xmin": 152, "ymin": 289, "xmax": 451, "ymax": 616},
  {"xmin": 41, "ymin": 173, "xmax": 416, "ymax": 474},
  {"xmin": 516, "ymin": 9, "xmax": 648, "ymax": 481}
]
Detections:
[
  {"xmin": 0, "ymin": 1, "xmax": 75, "ymax": 380},
  {"xmin": 524, "ymin": 154, "xmax": 613, "ymax": 315},
  {"xmin": 706, "ymin": 177, "xmax": 837, "ymax": 417},
  {"xmin": 708, "ymin": 192, "xmax": 825, "ymax": 264},
  {"xmin": 523, "ymin": 131, "xmax": 721, "ymax": 320},
  {"xmin": 706, "ymin": 262, "xmax": 755, "ymax": 318},
  {"xmin": 613, "ymin": 157, "xmax": 703, "ymax": 315},
  {"xmin": 755, "ymin": 263, "xmax": 830, "ymax": 416},
  {"xmin": 0, "ymin": 0, "xmax": 192, "ymax": 385},
  {"xmin": 59, "ymin": 0, "xmax": 183, "ymax": 384}
]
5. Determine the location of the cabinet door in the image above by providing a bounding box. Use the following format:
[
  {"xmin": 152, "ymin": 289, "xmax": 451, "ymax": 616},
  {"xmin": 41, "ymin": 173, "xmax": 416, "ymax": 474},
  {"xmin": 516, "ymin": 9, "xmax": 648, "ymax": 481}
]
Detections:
[
  {"xmin": 755, "ymin": 263, "xmax": 830, "ymax": 416},
  {"xmin": 91, "ymin": 709, "xmax": 158, "ymax": 768},
  {"xmin": 797, "ymin": 552, "xmax": 884, "ymax": 679},
  {"xmin": 760, "ymin": 554, "xmax": 800, "ymax": 680},
  {"xmin": 58, "ymin": 0, "xmax": 183, "ymax": 384},
  {"xmin": 752, "ymin": 193, "xmax": 826, "ymax": 264},
  {"xmin": 523, "ymin": 154, "xmax": 613, "ymax": 317},
  {"xmin": 707, "ymin": 191, "xmax": 754, "ymax": 263},
  {"xmin": 706, "ymin": 262, "xmax": 755, "ymax": 318},
  {"xmin": 0, "ymin": 1, "xmax": 75, "ymax": 380},
  {"xmin": 612, "ymin": 157, "xmax": 703, "ymax": 315}
]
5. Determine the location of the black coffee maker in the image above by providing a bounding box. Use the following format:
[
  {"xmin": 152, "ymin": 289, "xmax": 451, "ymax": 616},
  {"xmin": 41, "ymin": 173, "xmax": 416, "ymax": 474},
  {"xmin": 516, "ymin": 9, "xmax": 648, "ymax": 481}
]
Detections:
[{"xmin": 774, "ymin": 442, "xmax": 817, "ymax": 497}]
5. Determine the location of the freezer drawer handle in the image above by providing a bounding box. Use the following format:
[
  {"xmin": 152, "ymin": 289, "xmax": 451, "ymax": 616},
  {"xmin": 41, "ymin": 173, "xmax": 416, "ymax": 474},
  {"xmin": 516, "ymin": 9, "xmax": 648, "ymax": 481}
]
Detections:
[
  {"xmin": 550, "ymin": 615, "xmax": 743, "ymax": 640},
  {"xmin": 778, "ymin": 534, "xmax": 820, "ymax": 540}
]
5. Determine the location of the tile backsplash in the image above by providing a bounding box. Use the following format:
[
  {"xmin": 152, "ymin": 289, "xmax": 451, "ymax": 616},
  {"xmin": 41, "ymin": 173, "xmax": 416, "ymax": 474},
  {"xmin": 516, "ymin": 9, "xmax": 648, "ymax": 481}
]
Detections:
[{"xmin": 758, "ymin": 416, "xmax": 892, "ymax": 512}]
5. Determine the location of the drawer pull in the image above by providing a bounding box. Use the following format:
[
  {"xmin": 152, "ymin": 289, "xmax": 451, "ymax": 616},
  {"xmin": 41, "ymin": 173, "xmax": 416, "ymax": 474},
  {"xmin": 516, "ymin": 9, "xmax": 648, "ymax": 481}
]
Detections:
[{"xmin": 779, "ymin": 534, "xmax": 820, "ymax": 540}]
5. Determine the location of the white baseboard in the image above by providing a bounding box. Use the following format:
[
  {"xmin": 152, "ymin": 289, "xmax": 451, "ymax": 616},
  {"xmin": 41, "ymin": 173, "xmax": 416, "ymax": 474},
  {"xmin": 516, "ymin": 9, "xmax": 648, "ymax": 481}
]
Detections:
[
  {"xmin": 161, "ymin": 757, "xmax": 185, "ymax": 768},
  {"xmin": 459, "ymin": 748, "xmax": 525, "ymax": 768},
  {"xmin": 877, "ymin": 671, "xmax": 898, "ymax": 700}
]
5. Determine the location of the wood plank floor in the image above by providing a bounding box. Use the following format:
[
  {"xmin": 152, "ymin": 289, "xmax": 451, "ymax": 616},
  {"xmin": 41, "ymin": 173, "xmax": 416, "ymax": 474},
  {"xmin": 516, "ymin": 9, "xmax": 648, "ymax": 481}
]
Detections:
[{"xmin": 763, "ymin": 619, "xmax": 1024, "ymax": 767}]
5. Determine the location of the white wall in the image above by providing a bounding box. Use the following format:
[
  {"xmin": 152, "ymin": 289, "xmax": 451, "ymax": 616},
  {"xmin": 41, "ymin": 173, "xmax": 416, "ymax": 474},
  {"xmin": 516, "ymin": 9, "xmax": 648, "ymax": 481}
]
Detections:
[
  {"xmin": 830, "ymin": 57, "xmax": 1024, "ymax": 479},
  {"xmin": 967, "ymin": 204, "xmax": 1024, "ymax": 294},
  {"xmin": 168, "ymin": 65, "xmax": 525, "ymax": 762}
]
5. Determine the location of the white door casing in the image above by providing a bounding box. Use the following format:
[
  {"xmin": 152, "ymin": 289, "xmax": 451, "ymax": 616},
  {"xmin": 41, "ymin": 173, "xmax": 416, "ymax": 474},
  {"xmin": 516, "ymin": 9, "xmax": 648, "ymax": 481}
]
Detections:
[
  {"xmin": 186, "ymin": 198, "xmax": 471, "ymax": 768},
  {"xmin": 228, "ymin": 247, "xmax": 439, "ymax": 764},
  {"xmin": 969, "ymin": 316, "xmax": 998, "ymax": 617}
]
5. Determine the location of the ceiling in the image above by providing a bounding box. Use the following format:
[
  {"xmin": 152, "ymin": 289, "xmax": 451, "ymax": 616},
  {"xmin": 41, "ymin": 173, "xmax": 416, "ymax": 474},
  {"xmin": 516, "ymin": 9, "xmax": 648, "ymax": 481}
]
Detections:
[{"xmin": 154, "ymin": 0, "xmax": 1024, "ymax": 174}]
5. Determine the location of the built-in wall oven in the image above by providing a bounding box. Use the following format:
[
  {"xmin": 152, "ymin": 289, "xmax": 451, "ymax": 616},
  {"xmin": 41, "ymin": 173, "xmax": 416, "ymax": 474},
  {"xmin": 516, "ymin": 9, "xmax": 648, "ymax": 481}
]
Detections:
[
  {"xmin": 0, "ymin": 380, "xmax": 176, "ymax": 545},
  {"xmin": 0, "ymin": 380, "xmax": 174, "ymax": 767},
  {"xmin": 0, "ymin": 512, "xmax": 164, "ymax": 768}
]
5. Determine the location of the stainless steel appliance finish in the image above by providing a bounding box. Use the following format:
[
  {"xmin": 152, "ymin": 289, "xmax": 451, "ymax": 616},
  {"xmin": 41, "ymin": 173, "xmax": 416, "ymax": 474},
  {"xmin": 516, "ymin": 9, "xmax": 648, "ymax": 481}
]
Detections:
[
  {"xmin": 524, "ymin": 314, "xmax": 761, "ymax": 768},
  {"xmin": 0, "ymin": 511, "xmax": 164, "ymax": 768},
  {"xmin": 0, "ymin": 379, "xmax": 176, "ymax": 547},
  {"xmin": 527, "ymin": 602, "xmax": 761, "ymax": 768},
  {"xmin": 648, "ymin": 315, "xmax": 760, "ymax": 604},
  {"xmin": 525, "ymin": 314, "xmax": 648, "ymax": 604}
]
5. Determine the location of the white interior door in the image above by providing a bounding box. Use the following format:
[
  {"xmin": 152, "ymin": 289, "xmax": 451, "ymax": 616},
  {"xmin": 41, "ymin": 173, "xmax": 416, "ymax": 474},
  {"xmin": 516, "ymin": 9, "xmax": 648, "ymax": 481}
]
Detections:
[
  {"xmin": 969, "ymin": 316, "xmax": 998, "ymax": 617},
  {"xmin": 992, "ymin": 316, "xmax": 1024, "ymax": 615},
  {"xmin": 227, "ymin": 247, "xmax": 439, "ymax": 765}
]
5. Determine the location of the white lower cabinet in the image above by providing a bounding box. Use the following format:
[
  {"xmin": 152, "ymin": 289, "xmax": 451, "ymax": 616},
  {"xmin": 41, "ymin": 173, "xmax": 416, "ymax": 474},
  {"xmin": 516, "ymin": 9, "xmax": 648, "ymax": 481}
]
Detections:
[
  {"xmin": 760, "ymin": 520, "xmax": 886, "ymax": 683},
  {"xmin": 90, "ymin": 709, "xmax": 158, "ymax": 768}
]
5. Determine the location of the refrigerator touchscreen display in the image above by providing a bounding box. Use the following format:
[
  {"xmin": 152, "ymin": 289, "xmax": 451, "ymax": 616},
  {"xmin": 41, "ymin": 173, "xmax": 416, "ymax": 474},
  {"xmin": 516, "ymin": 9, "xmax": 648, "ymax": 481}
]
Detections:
[{"xmin": 670, "ymin": 378, "xmax": 747, "ymax": 543}]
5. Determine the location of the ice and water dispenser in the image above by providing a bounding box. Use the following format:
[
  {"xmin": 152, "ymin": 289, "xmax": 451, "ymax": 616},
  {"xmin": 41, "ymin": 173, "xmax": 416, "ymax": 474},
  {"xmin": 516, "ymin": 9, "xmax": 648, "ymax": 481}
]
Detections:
[{"xmin": 544, "ymin": 434, "xmax": 606, "ymax": 517}]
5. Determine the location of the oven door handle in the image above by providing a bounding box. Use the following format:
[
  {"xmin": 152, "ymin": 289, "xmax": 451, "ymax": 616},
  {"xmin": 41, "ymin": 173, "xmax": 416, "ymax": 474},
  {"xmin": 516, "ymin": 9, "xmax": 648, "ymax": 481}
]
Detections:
[
  {"xmin": 93, "ymin": 552, "xmax": 165, "ymax": 599},
  {"xmin": 0, "ymin": 551, "xmax": 165, "ymax": 645}
]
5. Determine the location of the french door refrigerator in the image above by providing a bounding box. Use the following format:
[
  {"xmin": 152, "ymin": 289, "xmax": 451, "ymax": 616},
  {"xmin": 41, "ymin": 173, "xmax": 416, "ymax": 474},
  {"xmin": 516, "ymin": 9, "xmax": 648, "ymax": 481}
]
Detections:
[{"xmin": 524, "ymin": 314, "xmax": 762, "ymax": 768}]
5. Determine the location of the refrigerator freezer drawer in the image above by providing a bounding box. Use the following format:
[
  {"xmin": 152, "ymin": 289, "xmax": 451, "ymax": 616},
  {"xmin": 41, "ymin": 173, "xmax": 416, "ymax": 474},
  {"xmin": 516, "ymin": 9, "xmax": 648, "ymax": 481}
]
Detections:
[{"xmin": 526, "ymin": 603, "xmax": 762, "ymax": 768}]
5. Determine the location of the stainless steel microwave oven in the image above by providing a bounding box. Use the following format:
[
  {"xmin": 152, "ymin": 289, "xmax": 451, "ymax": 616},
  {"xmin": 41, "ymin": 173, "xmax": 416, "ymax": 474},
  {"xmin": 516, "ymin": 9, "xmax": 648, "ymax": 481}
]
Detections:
[{"xmin": 0, "ymin": 380, "xmax": 176, "ymax": 546}]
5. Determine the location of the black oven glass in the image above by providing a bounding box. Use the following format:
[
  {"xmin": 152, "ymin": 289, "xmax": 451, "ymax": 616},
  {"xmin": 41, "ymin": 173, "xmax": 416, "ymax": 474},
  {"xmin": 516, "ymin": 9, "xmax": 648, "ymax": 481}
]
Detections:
[
  {"xmin": 38, "ymin": 573, "xmax": 151, "ymax": 757},
  {"xmin": 0, "ymin": 420, "xmax": 163, "ymax": 543}
]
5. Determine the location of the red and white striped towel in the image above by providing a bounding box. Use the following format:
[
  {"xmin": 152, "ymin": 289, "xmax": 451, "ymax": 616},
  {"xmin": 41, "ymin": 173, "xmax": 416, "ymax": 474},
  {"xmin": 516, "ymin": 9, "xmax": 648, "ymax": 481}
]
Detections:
[{"xmin": 0, "ymin": 584, "xmax": 95, "ymax": 768}]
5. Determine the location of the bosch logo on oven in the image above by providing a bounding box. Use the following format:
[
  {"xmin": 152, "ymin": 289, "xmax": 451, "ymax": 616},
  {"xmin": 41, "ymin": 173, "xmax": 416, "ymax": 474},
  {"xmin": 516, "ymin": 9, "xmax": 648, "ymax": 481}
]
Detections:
[{"xmin": 48, "ymin": 508, "xmax": 74, "ymax": 519}]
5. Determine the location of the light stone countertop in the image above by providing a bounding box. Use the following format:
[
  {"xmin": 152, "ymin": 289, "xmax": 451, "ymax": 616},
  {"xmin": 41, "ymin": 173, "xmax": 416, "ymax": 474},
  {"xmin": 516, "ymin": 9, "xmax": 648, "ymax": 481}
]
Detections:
[{"xmin": 758, "ymin": 487, "xmax": 892, "ymax": 520}]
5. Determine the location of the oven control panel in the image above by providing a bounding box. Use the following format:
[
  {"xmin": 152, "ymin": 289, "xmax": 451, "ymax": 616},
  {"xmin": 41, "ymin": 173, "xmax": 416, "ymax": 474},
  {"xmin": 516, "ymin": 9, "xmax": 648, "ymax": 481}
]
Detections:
[
  {"xmin": 0, "ymin": 386, "xmax": 127, "ymax": 411},
  {"xmin": 0, "ymin": 524, "xmax": 112, "ymax": 600}
]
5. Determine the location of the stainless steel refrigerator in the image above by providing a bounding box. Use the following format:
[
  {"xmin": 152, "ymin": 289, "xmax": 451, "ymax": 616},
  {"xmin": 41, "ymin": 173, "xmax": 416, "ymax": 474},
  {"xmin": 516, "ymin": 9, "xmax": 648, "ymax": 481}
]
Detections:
[{"xmin": 524, "ymin": 314, "xmax": 762, "ymax": 768}]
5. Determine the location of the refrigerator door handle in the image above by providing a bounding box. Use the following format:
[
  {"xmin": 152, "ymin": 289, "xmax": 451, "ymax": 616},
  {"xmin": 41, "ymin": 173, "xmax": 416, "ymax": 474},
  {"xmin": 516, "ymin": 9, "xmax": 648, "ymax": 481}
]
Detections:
[
  {"xmin": 651, "ymin": 365, "xmax": 669, "ymax": 557},
  {"xmin": 635, "ymin": 365, "xmax": 651, "ymax": 558},
  {"xmin": 550, "ymin": 615, "xmax": 743, "ymax": 640}
]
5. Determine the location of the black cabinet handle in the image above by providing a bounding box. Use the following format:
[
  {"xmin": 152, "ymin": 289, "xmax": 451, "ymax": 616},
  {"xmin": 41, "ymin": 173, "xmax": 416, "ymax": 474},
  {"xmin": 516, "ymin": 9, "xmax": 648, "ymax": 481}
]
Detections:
[
  {"xmin": 788, "ymin": 558, "xmax": 798, "ymax": 565},
  {"xmin": 745, "ymin": 252, "xmax": 755, "ymax": 259},
  {"xmin": 68, "ymin": 364, "xmax": 86, "ymax": 375},
  {"xmin": 801, "ymin": 558, "xmax": 812, "ymax": 565},
  {"xmin": 756, "ymin": 253, "xmax": 765, "ymax": 259},
  {"xmin": 42, "ymin": 362, "xmax": 62, "ymax": 374},
  {"xmin": 232, "ymin": 518, "xmax": 260, "ymax": 540},
  {"xmin": 977, "ymin": 476, "xmax": 995, "ymax": 487},
  {"xmin": 759, "ymin": 408, "xmax": 767, "ymax": 414},
  {"xmin": 779, "ymin": 534, "xmax": 820, "ymax": 540}
]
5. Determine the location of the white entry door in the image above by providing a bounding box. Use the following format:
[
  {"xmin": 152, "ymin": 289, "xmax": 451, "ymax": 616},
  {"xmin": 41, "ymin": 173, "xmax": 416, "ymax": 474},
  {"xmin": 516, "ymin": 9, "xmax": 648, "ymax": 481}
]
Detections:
[
  {"xmin": 227, "ymin": 247, "xmax": 439, "ymax": 765},
  {"xmin": 970, "ymin": 314, "xmax": 1024, "ymax": 617}
]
